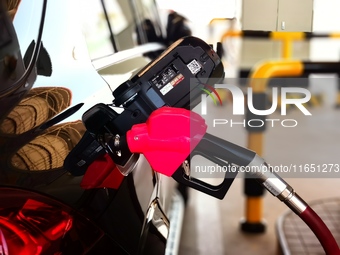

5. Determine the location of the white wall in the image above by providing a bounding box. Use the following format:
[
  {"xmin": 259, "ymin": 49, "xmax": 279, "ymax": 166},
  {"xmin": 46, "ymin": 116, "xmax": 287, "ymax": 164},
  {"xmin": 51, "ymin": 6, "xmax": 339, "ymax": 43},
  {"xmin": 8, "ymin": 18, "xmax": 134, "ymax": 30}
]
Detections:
[
  {"xmin": 311, "ymin": 0, "xmax": 340, "ymax": 61},
  {"xmin": 309, "ymin": 0, "xmax": 340, "ymax": 106}
]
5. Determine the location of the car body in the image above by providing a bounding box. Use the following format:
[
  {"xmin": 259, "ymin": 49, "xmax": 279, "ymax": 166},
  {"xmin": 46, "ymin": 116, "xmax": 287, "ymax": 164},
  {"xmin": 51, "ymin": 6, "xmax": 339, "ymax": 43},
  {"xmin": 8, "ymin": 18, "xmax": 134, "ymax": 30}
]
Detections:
[{"xmin": 0, "ymin": 0, "xmax": 185, "ymax": 254}]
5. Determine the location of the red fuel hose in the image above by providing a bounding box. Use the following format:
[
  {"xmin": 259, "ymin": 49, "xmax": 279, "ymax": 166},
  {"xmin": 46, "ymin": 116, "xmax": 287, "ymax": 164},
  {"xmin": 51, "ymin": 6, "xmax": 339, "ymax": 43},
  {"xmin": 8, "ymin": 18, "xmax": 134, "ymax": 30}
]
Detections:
[{"xmin": 299, "ymin": 206, "xmax": 340, "ymax": 255}]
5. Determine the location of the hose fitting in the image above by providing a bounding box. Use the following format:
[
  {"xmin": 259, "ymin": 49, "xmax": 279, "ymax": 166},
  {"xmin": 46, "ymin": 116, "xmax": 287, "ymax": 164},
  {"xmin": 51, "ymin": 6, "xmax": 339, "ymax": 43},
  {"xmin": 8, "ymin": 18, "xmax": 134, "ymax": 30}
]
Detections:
[{"xmin": 248, "ymin": 155, "xmax": 307, "ymax": 214}]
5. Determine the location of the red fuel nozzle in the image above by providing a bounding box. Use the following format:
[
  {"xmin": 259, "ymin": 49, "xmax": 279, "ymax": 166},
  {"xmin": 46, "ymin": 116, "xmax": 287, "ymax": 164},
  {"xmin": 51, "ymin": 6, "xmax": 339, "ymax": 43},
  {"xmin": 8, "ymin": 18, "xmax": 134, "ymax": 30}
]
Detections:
[{"xmin": 126, "ymin": 107, "xmax": 207, "ymax": 176}]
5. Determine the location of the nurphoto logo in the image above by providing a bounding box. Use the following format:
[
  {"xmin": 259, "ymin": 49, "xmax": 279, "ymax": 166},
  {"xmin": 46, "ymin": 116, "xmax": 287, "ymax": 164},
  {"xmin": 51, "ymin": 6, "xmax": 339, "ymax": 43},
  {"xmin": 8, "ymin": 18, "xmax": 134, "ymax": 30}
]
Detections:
[{"xmin": 200, "ymin": 84, "xmax": 312, "ymax": 128}]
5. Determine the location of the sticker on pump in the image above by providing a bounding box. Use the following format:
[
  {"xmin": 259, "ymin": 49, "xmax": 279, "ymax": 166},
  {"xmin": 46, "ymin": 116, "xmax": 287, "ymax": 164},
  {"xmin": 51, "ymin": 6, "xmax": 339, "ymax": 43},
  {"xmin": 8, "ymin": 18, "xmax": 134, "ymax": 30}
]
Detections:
[
  {"xmin": 160, "ymin": 73, "xmax": 184, "ymax": 95},
  {"xmin": 187, "ymin": 59, "xmax": 201, "ymax": 74}
]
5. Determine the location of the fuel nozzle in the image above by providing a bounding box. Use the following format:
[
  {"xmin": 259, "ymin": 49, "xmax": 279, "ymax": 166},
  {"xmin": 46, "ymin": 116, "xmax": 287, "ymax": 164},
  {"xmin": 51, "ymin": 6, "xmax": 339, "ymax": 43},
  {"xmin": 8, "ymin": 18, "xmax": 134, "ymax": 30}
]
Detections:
[{"xmin": 126, "ymin": 106, "xmax": 251, "ymax": 199}]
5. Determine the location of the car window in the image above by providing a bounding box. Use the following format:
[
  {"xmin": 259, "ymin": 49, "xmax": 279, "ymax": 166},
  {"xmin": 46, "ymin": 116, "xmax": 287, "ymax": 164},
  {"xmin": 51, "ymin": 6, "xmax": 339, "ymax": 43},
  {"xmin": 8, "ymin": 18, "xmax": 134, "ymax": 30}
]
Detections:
[
  {"xmin": 80, "ymin": 0, "xmax": 164, "ymax": 60},
  {"xmin": 80, "ymin": 0, "xmax": 127, "ymax": 60}
]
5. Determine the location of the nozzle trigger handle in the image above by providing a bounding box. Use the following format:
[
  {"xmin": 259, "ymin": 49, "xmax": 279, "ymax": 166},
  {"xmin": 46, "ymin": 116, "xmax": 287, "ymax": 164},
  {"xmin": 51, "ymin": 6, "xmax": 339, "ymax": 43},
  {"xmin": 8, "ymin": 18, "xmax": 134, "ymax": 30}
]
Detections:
[{"xmin": 172, "ymin": 133, "xmax": 256, "ymax": 199}]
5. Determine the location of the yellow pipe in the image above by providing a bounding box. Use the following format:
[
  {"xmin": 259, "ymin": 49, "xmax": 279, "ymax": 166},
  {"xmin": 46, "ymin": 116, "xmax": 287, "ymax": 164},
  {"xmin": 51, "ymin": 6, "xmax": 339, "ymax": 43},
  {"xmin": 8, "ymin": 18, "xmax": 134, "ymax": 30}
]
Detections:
[
  {"xmin": 245, "ymin": 60, "xmax": 304, "ymax": 226},
  {"xmin": 221, "ymin": 30, "xmax": 340, "ymax": 45},
  {"xmin": 246, "ymin": 197, "xmax": 263, "ymax": 223},
  {"xmin": 220, "ymin": 31, "xmax": 306, "ymax": 45},
  {"xmin": 270, "ymin": 31, "xmax": 305, "ymax": 41},
  {"xmin": 249, "ymin": 60, "xmax": 304, "ymax": 92},
  {"xmin": 247, "ymin": 133, "xmax": 263, "ymax": 156},
  {"xmin": 336, "ymin": 93, "xmax": 340, "ymax": 105},
  {"xmin": 209, "ymin": 18, "xmax": 234, "ymax": 26},
  {"xmin": 330, "ymin": 33, "xmax": 340, "ymax": 38},
  {"xmin": 282, "ymin": 39, "xmax": 293, "ymax": 59},
  {"xmin": 220, "ymin": 30, "xmax": 340, "ymax": 61},
  {"xmin": 220, "ymin": 31, "xmax": 303, "ymax": 60},
  {"xmin": 220, "ymin": 30, "xmax": 242, "ymax": 42},
  {"xmin": 245, "ymin": 134, "xmax": 263, "ymax": 223},
  {"xmin": 270, "ymin": 32, "xmax": 305, "ymax": 59}
]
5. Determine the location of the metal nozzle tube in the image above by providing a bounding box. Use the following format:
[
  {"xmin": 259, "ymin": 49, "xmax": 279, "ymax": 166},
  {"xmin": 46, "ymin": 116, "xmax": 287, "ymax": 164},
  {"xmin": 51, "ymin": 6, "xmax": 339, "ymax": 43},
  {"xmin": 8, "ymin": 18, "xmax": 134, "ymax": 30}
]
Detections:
[{"xmin": 247, "ymin": 155, "xmax": 307, "ymax": 214}]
